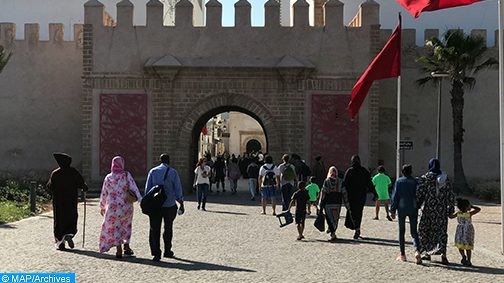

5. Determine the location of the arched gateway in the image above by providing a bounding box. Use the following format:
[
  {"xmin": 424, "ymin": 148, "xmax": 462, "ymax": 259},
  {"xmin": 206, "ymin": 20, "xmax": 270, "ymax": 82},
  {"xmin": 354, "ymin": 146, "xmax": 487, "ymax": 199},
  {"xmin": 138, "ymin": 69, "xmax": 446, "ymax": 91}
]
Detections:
[{"xmin": 81, "ymin": 0, "xmax": 376, "ymax": 191}]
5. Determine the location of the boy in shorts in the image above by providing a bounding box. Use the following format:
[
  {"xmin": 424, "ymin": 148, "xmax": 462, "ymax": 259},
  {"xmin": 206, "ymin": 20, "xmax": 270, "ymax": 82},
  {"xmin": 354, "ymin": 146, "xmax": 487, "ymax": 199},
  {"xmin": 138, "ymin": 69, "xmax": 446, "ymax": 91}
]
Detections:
[
  {"xmin": 372, "ymin": 166, "xmax": 392, "ymax": 221},
  {"xmin": 289, "ymin": 181, "xmax": 310, "ymax": 240},
  {"xmin": 305, "ymin": 176, "xmax": 320, "ymax": 215}
]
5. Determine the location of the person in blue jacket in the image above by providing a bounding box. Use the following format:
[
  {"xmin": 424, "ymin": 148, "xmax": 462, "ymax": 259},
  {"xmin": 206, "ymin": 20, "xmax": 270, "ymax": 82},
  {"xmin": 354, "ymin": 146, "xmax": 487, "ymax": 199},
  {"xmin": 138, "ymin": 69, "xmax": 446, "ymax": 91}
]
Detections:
[
  {"xmin": 390, "ymin": 164, "xmax": 422, "ymax": 264},
  {"xmin": 145, "ymin": 154, "xmax": 184, "ymax": 262}
]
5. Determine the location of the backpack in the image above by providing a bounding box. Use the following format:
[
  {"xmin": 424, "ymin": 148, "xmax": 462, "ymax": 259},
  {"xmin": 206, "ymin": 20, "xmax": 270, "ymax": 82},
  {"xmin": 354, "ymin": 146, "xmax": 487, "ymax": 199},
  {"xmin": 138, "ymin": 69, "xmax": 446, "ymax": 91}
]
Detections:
[
  {"xmin": 247, "ymin": 163, "xmax": 259, "ymax": 178},
  {"xmin": 263, "ymin": 165, "xmax": 277, "ymax": 186},
  {"xmin": 282, "ymin": 163, "xmax": 296, "ymax": 181}
]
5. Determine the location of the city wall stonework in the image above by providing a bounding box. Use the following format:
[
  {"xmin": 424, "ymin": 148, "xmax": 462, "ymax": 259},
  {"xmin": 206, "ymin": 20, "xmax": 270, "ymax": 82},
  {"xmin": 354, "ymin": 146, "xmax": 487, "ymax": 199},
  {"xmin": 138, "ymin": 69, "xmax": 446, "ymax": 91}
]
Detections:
[{"xmin": 0, "ymin": 0, "xmax": 501, "ymax": 190}]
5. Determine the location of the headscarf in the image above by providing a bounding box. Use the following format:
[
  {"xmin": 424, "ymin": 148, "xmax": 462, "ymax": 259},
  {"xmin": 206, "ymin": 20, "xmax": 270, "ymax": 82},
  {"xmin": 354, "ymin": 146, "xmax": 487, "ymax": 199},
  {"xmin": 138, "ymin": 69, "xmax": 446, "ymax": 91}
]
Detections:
[
  {"xmin": 351, "ymin": 155, "xmax": 361, "ymax": 167},
  {"xmin": 53, "ymin": 153, "xmax": 72, "ymax": 168},
  {"xmin": 111, "ymin": 156, "xmax": 125, "ymax": 174},
  {"xmin": 428, "ymin": 158, "xmax": 442, "ymax": 175},
  {"xmin": 327, "ymin": 166, "xmax": 338, "ymax": 179}
]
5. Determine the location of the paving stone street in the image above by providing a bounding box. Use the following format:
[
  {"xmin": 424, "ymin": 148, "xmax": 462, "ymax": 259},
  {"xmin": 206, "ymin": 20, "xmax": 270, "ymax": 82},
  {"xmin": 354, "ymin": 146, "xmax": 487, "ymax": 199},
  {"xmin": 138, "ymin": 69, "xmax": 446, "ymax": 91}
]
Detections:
[{"xmin": 1, "ymin": 180, "xmax": 503, "ymax": 282}]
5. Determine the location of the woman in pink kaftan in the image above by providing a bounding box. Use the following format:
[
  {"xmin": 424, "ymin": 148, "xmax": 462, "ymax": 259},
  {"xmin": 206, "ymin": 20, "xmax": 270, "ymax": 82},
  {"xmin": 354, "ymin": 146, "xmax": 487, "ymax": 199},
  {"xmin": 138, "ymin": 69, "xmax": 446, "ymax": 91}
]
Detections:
[{"xmin": 99, "ymin": 156, "xmax": 142, "ymax": 258}]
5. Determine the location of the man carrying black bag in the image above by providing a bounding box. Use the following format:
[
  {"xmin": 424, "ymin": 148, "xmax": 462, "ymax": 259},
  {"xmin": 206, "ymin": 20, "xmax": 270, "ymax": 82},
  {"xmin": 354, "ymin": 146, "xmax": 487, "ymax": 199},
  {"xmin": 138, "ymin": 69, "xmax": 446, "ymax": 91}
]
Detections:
[{"xmin": 144, "ymin": 154, "xmax": 184, "ymax": 262}]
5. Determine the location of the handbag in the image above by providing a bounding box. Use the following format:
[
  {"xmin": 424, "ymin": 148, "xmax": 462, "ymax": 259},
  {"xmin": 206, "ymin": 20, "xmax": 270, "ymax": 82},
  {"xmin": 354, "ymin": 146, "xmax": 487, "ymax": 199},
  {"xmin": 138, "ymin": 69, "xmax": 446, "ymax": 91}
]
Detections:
[
  {"xmin": 314, "ymin": 210, "xmax": 325, "ymax": 232},
  {"xmin": 140, "ymin": 168, "xmax": 169, "ymax": 215},
  {"xmin": 124, "ymin": 172, "xmax": 138, "ymax": 203}
]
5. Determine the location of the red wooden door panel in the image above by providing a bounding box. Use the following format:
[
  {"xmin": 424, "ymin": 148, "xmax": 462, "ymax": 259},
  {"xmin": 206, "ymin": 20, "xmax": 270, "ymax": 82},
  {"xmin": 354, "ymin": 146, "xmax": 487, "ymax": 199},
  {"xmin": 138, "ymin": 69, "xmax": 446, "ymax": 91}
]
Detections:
[
  {"xmin": 311, "ymin": 94, "xmax": 358, "ymax": 171},
  {"xmin": 99, "ymin": 93, "xmax": 147, "ymax": 177}
]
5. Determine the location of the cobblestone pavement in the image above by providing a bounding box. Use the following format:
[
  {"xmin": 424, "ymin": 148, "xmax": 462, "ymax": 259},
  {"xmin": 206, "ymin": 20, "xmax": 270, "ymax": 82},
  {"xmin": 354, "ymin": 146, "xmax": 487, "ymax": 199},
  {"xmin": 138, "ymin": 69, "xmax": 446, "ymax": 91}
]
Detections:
[{"xmin": 1, "ymin": 180, "xmax": 503, "ymax": 282}]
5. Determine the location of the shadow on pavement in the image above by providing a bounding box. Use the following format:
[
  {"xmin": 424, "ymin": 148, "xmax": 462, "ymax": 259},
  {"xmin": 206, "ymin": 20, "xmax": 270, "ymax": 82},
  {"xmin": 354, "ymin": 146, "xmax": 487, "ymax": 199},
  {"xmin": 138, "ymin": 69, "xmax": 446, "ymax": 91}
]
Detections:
[
  {"xmin": 357, "ymin": 236, "xmax": 412, "ymax": 247},
  {"xmin": 308, "ymin": 236, "xmax": 412, "ymax": 247},
  {"xmin": 185, "ymin": 191, "xmax": 270, "ymax": 207},
  {"xmin": 422, "ymin": 261, "xmax": 504, "ymax": 275},
  {"xmin": 204, "ymin": 210, "xmax": 248, "ymax": 216},
  {"xmin": 0, "ymin": 223, "xmax": 17, "ymax": 229},
  {"xmin": 68, "ymin": 249, "xmax": 256, "ymax": 272}
]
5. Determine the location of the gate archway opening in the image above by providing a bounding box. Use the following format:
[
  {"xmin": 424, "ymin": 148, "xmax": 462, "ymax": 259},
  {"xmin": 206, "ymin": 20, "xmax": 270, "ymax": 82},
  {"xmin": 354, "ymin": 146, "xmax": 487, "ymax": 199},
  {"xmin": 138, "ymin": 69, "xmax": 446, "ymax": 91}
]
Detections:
[{"xmin": 191, "ymin": 107, "xmax": 268, "ymax": 194}]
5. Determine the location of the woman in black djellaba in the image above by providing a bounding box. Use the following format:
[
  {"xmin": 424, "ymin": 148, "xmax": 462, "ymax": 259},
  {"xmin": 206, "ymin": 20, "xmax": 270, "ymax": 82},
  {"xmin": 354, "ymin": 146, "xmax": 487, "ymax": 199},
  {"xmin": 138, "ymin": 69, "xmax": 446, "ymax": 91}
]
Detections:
[
  {"xmin": 343, "ymin": 155, "xmax": 374, "ymax": 240},
  {"xmin": 47, "ymin": 153, "xmax": 88, "ymax": 250}
]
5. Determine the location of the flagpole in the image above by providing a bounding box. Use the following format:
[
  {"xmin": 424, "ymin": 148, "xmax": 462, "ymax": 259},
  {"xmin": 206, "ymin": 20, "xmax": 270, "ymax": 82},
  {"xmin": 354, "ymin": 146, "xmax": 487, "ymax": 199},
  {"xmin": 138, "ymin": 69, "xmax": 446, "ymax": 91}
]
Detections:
[
  {"xmin": 396, "ymin": 75, "xmax": 401, "ymax": 180},
  {"xmin": 498, "ymin": 0, "xmax": 504, "ymax": 256}
]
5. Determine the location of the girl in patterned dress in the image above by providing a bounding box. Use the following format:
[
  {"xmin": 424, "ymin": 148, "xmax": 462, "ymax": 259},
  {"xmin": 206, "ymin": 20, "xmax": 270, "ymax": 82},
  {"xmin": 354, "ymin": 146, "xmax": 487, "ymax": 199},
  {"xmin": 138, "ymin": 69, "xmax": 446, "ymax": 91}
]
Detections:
[{"xmin": 449, "ymin": 198, "xmax": 481, "ymax": 266}]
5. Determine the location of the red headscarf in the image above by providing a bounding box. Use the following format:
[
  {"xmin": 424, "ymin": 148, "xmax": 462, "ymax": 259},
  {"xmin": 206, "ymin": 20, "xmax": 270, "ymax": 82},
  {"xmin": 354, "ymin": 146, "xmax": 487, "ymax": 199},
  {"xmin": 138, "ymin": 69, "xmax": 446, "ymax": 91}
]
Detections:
[{"xmin": 111, "ymin": 156, "xmax": 125, "ymax": 174}]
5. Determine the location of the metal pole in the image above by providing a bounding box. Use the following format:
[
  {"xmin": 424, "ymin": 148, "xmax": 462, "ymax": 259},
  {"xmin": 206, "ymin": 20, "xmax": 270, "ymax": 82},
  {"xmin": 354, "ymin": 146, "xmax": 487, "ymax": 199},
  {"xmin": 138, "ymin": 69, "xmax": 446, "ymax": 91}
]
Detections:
[
  {"xmin": 437, "ymin": 79, "xmax": 442, "ymax": 161},
  {"xmin": 498, "ymin": 0, "xmax": 504, "ymax": 256},
  {"xmin": 396, "ymin": 76, "xmax": 402, "ymax": 179},
  {"xmin": 82, "ymin": 191, "xmax": 86, "ymax": 248},
  {"xmin": 29, "ymin": 181, "xmax": 37, "ymax": 214}
]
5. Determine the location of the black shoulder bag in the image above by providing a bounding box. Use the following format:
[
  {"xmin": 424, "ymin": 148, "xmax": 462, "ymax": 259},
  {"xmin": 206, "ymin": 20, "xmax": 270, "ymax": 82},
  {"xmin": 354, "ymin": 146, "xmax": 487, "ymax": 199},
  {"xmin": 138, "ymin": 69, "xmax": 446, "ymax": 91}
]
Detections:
[{"xmin": 140, "ymin": 168, "xmax": 169, "ymax": 215}]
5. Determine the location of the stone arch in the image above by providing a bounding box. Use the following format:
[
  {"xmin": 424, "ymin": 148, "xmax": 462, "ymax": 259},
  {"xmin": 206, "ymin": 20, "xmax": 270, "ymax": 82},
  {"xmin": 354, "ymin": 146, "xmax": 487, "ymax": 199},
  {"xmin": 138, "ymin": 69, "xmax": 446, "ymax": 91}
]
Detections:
[{"xmin": 174, "ymin": 93, "xmax": 282, "ymax": 190}]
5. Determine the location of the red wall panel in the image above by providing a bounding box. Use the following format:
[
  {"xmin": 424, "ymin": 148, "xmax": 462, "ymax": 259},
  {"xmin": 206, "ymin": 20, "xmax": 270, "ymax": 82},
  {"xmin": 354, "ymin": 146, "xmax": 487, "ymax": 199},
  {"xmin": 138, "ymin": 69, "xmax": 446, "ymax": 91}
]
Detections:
[
  {"xmin": 311, "ymin": 94, "xmax": 359, "ymax": 172},
  {"xmin": 100, "ymin": 94, "xmax": 147, "ymax": 177}
]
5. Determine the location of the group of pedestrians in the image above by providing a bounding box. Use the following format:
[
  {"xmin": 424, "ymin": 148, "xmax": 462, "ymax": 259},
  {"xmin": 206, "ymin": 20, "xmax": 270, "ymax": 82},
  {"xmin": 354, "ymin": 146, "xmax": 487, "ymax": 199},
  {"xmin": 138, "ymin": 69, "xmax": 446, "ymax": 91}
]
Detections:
[
  {"xmin": 48, "ymin": 153, "xmax": 184, "ymax": 262},
  {"xmin": 47, "ymin": 151, "xmax": 481, "ymax": 266},
  {"xmin": 386, "ymin": 159, "xmax": 479, "ymax": 266}
]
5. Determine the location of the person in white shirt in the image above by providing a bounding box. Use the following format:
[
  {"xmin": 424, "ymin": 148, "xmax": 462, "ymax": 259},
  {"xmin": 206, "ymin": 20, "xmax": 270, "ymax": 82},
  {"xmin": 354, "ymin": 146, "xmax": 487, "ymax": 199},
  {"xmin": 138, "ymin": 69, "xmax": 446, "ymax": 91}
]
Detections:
[
  {"xmin": 194, "ymin": 158, "xmax": 211, "ymax": 211},
  {"xmin": 258, "ymin": 156, "xmax": 280, "ymax": 215}
]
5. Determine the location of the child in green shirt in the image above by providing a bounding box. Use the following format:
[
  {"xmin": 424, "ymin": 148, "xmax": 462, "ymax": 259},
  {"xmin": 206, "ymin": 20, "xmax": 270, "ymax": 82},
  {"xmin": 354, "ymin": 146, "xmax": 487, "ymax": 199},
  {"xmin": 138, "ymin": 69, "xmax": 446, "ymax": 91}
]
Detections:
[
  {"xmin": 305, "ymin": 176, "xmax": 320, "ymax": 215},
  {"xmin": 372, "ymin": 166, "xmax": 392, "ymax": 221}
]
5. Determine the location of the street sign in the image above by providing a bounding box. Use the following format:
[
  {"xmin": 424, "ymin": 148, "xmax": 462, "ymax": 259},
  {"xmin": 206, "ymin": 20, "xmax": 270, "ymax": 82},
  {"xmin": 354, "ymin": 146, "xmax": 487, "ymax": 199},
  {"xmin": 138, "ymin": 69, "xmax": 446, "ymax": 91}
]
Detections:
[{"xmin": 399, "ymin": 140, "xmax": 413, "ymax": 150}]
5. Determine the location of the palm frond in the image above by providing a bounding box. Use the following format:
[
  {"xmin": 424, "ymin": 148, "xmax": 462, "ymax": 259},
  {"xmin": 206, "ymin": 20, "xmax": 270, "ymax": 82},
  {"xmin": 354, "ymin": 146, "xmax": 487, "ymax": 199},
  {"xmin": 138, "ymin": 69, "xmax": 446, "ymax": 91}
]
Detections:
[{"xmin": 0, "ymin": 45, "xmax": 12, "ymax": 74}]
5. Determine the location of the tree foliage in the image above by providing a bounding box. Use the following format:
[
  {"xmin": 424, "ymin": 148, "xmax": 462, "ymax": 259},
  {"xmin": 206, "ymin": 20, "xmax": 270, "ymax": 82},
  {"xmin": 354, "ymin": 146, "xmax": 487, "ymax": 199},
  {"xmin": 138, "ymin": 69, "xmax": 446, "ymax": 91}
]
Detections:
[
  {"xmin": 415, "ymin": 29, "xmax": 497, "ymax": 193},
  {"xmin": 0, "ymin": 45, "xmax": 12, "ymax": 74}
]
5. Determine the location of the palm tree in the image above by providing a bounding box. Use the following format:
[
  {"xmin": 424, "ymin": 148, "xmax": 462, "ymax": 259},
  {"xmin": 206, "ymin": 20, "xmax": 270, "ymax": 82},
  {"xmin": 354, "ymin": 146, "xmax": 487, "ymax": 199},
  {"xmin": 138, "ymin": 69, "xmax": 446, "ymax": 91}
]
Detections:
[
  {"xmin": 0, "ymin": 45, "xmax": 11, "ymax": 73},
  {"xmin": 416, "ymin": 29, "xmax": 497, "ymax": 193}
]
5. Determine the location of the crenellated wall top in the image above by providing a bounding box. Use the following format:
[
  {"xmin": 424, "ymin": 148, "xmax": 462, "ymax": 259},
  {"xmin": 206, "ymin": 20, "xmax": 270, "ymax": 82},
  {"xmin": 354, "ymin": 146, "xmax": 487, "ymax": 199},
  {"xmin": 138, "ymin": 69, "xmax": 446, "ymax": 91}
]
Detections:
[
  {"xmin": 83, "ymin": 0, "xmax": 375, "ymax": 28},
  {"xmin": 0, "ymin": 23, "xmax": 84, "ymax": 48}
]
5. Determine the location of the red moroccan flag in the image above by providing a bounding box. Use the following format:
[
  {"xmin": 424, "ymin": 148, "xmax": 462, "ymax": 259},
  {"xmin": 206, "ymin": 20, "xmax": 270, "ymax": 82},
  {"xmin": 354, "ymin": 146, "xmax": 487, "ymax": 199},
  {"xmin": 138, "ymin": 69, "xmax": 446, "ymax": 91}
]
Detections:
[
  {"xmin": 397, "ymin": 0, "xmax": 483, "ymax": 18},
  {"xmin": 348, "ymin": 16, "xmax": 401, "ymax": 119}
]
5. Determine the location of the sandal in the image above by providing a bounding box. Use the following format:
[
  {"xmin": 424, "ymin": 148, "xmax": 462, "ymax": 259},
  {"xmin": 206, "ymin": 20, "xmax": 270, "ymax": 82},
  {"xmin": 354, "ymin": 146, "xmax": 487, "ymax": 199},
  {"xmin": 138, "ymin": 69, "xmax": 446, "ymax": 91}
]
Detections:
[
  {"xmin": 116, "ymin": 246, "xmax": 123, "ymax": 259},
  {"xmin": 124, "ymin": 248, "xmax": 134, "ymax": 256},
  {"xmin": 415, "ymin": 252, "xmax": 422, "ymax": 265}
]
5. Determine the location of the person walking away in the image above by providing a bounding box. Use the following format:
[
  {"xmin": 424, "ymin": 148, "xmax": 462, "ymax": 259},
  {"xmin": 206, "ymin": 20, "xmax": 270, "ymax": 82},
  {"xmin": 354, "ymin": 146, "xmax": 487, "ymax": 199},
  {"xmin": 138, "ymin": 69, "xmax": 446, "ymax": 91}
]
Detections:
[
  {"xmin": 312, "ymin": 156, "xmax": 325, "ymax": 188},
  {"xmin": 319, "ymin": 166, "xmax": 348, "ymax": 241},
  {"xmin": 417, "ymin": 158, "xmax": 455, "ymax": 264},
  {"xmin": 205, "ymin": 153, "xmax": 214, "ymax": 192},
  {"xmin": 145, "ymin": 154, "xmax": 184, "ymax": 262},
  {"xmin": 278, "ymin": 154, "xmax": 297, "ymax": 211},
  {"xmin": 390, "ymin": 164, "xmax": 422, "ymax": 264},
  {"xmin": 99, "ymin": 156, "xmax": 142, "ymax": 258},
  {"xmin": 47, "ymin": 153, "xmax": 88, "ymax": 251},
  {"xmin": 299, "ymin": 160, "xmax": 312, "ymax": 182},
  {"xmin": 288, "ymin": 181, "xmax": 310, "ymax": 240},
  {"xmin": 213, "ymin": 156, "xmax": 226, "ymax": 193},
  {"xmin": 193, "ymin": 158, "xmax": 211, "ymax": 211},
  {"xmin": 344, "ymin": 155, "xmax": 374, "ymax": 240},
  {"xmin": 305, "ymin": 176, "xmax": 320, "ymax": 215},
  {"xmin": 227, "ymin": 157, "xmax": 241, "ymax": 194},
  {"xmin": 258, "ymin": 156, "xmax": 279, "ymax": 215},
  {"xmin": 372, "ymin": 166, "xmax": 393, "ymax": 221},
  {"xmin": 246, "ymin": 158, "xmax": 260, "ymax": 201},
  {"xmin": 449, "ymin": 198, "xmax": 481, "ymax": 266}
]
